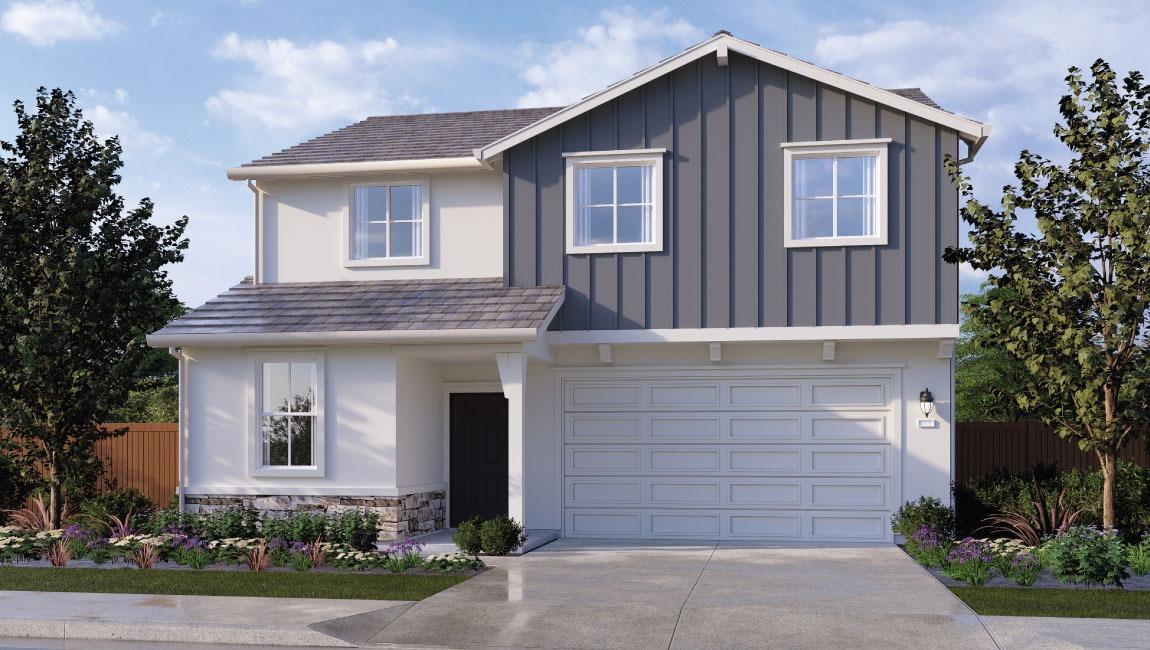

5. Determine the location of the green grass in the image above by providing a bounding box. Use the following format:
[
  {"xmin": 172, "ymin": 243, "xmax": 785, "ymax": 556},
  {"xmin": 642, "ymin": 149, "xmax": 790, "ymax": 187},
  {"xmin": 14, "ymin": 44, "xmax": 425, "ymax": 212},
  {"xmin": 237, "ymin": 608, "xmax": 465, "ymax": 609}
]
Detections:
[
  {"xmin": 951, "ymin": 586, "xmax": 1150, "ymax": 619},
  {"xmin": 0, "ymin": 566, "xmax": 468, "ymax": 601}
]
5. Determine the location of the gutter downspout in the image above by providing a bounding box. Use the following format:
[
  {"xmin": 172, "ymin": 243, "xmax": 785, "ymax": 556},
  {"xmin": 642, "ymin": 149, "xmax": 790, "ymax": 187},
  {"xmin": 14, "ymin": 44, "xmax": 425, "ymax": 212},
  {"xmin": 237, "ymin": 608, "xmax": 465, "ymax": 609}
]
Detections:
[
  {"xmin": 958, "ymin": 123, "xmax": 993, "ymax": 165},
  {"xmin": 246, "ymin": 181, "xmax": 263, "ymax": 284},
  {"xmin": 168, "ymin": 347, "xmax": 188, "ymax": 512}
]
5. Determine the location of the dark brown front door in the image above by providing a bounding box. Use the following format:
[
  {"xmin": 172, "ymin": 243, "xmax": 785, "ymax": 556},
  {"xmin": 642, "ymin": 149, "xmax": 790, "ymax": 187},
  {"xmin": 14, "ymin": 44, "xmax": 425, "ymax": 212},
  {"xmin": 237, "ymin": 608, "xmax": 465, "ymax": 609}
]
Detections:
[{"xmin": 449, "ymin": 392, "xmax": 508, "ymax": 526}]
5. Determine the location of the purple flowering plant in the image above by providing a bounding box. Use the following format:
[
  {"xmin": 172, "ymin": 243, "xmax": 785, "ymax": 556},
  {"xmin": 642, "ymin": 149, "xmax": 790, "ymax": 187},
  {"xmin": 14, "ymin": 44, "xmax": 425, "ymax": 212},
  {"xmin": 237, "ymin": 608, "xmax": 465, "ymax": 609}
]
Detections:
[
  {"xmin": 943, "ymin": 538, "xmax": 994, "ymax": 586},
  {"xmin": 907, "ymin": 524, "xmax": 951, "ymax": 567},
  {"xmin": 1007, "ymin": 551, "xmax": 1042, "ymax": 586}
]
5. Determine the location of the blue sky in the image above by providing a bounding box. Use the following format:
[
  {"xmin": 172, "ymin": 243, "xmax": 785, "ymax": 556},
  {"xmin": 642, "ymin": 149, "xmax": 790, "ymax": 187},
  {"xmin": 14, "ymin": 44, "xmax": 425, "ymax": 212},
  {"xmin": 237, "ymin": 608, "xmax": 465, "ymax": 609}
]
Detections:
[{"xmin": 1, "ymin": 0, "xmax": 1146, "ymax": 307}]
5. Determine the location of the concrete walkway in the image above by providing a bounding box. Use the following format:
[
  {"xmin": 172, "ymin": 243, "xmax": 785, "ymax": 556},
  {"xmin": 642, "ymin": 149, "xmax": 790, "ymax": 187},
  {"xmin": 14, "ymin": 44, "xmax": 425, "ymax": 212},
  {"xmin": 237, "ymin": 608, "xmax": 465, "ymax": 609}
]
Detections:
[
  {"xmin": 981, "ymin": 616, "xmax": 1150, "ymax": 649},
  {"xmin": 372, "ymin": 539, "xmax": 998, "ymax": 649}
]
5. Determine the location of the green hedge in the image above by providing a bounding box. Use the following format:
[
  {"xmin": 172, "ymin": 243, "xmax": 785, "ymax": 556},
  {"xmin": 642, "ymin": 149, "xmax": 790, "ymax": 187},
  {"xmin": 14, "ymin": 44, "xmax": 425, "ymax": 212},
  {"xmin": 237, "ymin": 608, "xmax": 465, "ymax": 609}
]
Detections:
[{"xmin": 954, "ymin": 461, "xmax": 1150, "ymax": 541}]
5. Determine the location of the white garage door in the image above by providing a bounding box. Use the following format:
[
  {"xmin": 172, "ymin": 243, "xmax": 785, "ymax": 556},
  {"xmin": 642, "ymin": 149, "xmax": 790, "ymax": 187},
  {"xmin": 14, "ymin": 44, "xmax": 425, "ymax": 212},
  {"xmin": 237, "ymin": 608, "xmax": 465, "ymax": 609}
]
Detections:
[{"xmin": 561, "ymin": 369, "xmax": 901, "ymax": 542}]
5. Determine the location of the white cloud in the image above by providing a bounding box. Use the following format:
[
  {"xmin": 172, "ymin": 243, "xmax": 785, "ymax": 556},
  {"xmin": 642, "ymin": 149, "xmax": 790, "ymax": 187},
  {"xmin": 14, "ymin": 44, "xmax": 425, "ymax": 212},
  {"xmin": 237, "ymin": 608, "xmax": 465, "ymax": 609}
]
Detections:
[
  {"xmin": 810, "ymin": 1, "xmax": 1150, "ymax": 202},
  {"xmin": 87, "ymin": 104, "xmax": 172, "ymax": 157},
  {"xmin": 959, "ymin": 262, "xmax": 990, "ymax": 285},
  {"xmin": 206, "ymin": 33, "xmax": 430, "ymax": 130},
  {"xmin": 1, "ymin": 0, "xmax": 118, "ymax": 46},
  {"xmin": 516, "ymin": 7, "xmax": 703, "ymax": 107}
]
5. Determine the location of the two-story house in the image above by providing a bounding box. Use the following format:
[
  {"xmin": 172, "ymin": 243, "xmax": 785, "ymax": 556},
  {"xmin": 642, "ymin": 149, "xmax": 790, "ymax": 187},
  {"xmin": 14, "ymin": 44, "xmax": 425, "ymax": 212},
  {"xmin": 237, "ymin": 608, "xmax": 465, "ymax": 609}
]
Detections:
[{"xmin": 148, "ymin": 32, "xmax": 990, "ymax": 543}]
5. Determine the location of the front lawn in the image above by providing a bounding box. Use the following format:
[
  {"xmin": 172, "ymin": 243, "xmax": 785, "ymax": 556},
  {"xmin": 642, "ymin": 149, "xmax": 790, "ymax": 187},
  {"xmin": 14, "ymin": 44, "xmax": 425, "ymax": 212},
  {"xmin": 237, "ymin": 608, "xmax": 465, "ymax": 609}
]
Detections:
[
  {"xmin": 951, "ymin": 586, "xmax": 1150, "ymax": 619},
  {"xmin": 0, "ymin": 566, "xmax": 467, "ymax": 601}
]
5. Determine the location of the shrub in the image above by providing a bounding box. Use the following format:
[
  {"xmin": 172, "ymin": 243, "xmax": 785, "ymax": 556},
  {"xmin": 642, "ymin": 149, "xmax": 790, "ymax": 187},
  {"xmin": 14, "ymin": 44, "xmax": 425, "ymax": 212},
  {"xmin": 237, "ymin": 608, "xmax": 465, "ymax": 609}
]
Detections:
[
  {"xmin": 943, "ymin": 538, "xmax": 994, "ymax": 586},
  {"xmin": 133, "ymin": 544, "xmax": 159, "ymax": 569},
  {"xmin": 453, "ymin": 517, "xmax": 483, "ymax": 554},
  {"xmin": 197, "ymin": 506, "xmax": 260, "ymax": 540},
  {"xmin": 1042, "ymin": 526, "xmax": 1128, "ymax": 586},
  {"xmin": 479, "ymin": 516, "xmax": 526, "ymax": 556},
  {"xmin": 328, "ymin": 509, "xmax": 379, "ymax": 550},
  {"xmin": 384, "ymin": 538, "xmax": 425, "ymax": 573},
  {"xmin": 47, "ymin": 540, "xmax": 70, "ymax": 567},
  {"xmin": 892, "ymin": 496, "xmax": 954, "ymax": 540},
  {"xmin": 907, "ymin": 525, "xmax": 951, "ymax": 567},
  {"xmin": 979, "ymin": 479, "xmax": 1082, "ymax": 546},
  {"xmin": 1128, "ymin": 534, "xmax": 1150, "ymax": 576},
  {"xmin": 261, "ymin": 512, "xmax": 327, "ymax": 543},
  {"xmin": 77, "ymin": 488, "xmax": 155, "ymax": 534},
  {"xmin": 955, "ymin": 462, "xmax": 1150, "ymax": 541}
]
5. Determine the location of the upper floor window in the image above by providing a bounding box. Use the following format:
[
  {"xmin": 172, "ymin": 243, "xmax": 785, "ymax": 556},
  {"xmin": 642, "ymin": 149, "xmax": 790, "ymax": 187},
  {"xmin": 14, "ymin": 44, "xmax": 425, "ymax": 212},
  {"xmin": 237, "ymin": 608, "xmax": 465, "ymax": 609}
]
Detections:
[
  {"xmin": 782, "ymin": 139, "xmax": 890, "ymax": 247},
  {"xmin": 564, "ymin": 150, "xmax": 664, "ymax": 254},
  {"xmin": 250, "ymin": 353, "xmax": 325, "ymax": 477},
  {"xmin": 348, "ymin": 181, "xmax": 429, "ymax": 266}
]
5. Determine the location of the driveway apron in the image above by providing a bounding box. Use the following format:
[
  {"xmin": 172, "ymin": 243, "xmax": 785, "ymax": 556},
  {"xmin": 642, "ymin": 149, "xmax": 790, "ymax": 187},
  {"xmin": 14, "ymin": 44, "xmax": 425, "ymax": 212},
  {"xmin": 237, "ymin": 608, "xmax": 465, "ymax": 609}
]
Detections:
[{"xmin": 371, "ymin": 539, "xmax": 998, "ymax": 649}]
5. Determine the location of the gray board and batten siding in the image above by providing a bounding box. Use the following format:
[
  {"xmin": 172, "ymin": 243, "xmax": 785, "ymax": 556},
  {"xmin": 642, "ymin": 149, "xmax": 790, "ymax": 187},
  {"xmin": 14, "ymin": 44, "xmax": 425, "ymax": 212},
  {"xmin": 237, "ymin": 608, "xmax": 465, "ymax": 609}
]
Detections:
[{"xmin": 503, "ymin": 51, "xmax": 960, "ymax": 331}]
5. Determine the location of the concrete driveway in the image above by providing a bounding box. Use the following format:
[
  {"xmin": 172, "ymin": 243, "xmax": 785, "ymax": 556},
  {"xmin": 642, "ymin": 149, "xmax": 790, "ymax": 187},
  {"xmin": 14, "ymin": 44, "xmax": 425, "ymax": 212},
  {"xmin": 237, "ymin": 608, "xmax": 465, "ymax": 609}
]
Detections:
[{"xmin": 370, "ymin": 539, "xmax": 998, "ymax": 649}]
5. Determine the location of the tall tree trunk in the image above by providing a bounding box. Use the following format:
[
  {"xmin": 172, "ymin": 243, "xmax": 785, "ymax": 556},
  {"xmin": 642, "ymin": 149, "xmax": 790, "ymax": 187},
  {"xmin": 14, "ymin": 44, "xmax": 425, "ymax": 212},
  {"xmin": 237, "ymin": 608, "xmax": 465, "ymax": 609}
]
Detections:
[
  {"xmin": 47, "ymin": 449, "xmax": 60, "ymax": 529},
  {"xmin": 1097, "ymin": 448, "xmax": 1118, "ymax": 530}
]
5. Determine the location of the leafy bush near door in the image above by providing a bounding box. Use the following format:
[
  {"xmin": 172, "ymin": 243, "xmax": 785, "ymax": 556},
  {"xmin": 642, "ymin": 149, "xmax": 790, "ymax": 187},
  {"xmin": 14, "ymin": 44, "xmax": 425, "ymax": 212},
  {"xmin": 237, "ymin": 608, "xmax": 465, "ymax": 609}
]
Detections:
[
  {"xmin": 451, "ymin": 515, "xmax": 526, "ymax": 555},
  {"xmin": 1041, "ymin": 526, "xmax": 1128, "ymax": 586},
  {"xmin": 452, "ymin": 517, "xmax": 483, "ymax": 555}
]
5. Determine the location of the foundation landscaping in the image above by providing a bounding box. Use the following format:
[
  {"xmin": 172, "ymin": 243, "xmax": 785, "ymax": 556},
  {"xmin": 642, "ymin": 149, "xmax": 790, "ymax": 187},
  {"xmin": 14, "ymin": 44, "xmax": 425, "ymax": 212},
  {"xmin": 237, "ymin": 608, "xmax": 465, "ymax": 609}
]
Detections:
[
  {"xmin": 893, "ymin": 480, "xmax": 1150, "ymax": 619},
  {"xmin": 0, "ymin": 496, "xmax": 507, "ymax": 601}
]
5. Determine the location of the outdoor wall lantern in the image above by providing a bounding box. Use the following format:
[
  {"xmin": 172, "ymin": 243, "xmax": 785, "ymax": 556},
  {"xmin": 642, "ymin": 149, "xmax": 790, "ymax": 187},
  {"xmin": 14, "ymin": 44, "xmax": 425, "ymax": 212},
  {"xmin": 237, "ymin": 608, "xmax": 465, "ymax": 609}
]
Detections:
[{"xmin": 919, "ymin": 388, "xmax": 935, "ymax": 417}]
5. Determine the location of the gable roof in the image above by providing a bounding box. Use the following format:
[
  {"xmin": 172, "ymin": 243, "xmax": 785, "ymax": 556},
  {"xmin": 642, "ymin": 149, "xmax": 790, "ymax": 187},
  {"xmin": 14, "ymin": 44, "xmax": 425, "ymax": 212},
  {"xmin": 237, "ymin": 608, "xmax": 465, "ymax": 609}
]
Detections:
[
  {"xmin": 241, "ymin": 107, "xmax": 560, "ymax": 168},
  {"xmin": 147, "ymin": 278, "xmax": 566, "ymax": 347},
  {"xmin": 477, "ymin": 32, "xmax": 989, "ymax": 161}
]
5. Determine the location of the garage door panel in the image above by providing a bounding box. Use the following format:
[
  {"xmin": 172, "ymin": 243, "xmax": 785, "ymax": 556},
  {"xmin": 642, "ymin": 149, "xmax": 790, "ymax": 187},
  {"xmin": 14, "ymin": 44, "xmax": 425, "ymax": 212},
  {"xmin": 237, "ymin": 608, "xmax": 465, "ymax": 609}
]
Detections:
[
  {"xmin": 808, "ymin": 447, "xmax": 888, "ymax": 474},
  {"xmin": 727, "ymin": 513, "xmax": 803, "ymax": 539},
  {"xmin": 728, "ymin": 416, "xmax": 802, "ymax": 441},
  {"xmin": 568, "ymin": 448, "xmax": 641, "ymax": 472},
  {"xmin": 650, "ymin": 383, "xmax": 720, "ymax": 407},
  {"xmin": 809, "ymin": 512, "xmax": 888, "ymax": 540},
  {"xmin": 809, "ymin": 381, "xmax": 887, "ymax": 406},
  {"xmin": 809, "ymin": 415, "xmax": 887, "ymax": 441},
  {"xmin": 809, "ymin": 480, "xmax": 889, "ymax": 507},
  {"xmin": 566, "ymin": 383, "xmax": 642, "ymax": 409},
  {"xmin": 650, "ymin": 481, "xmax": 720, "ymax": 505},
  {"xmin": 568, "ymin": 511, "xmax": 642, "ymax": 536},
  {"xmin": 727, "ymin": 382, "xmax": 802, "ymax": 407},
  {"xmin": 566, "ymin": 415, "xmax": 642, "ymax": 442},
  {"xmin": 728, "ymin": 449, "xmax": 802, "ymax": 472},
  {"xmin": 650, "ymin": 449, "xmax": 720, "ymax": 472},
  {"xmin": 650, "ymin": 416, "xmax": 720, "ymax": 440},
  {"xmin": 728, "ymin": 481, "xmax": 802, "ymax": 506},
  {"xmin": 568, "ymin": 479, "xmax": 642, "ymax": 506}
]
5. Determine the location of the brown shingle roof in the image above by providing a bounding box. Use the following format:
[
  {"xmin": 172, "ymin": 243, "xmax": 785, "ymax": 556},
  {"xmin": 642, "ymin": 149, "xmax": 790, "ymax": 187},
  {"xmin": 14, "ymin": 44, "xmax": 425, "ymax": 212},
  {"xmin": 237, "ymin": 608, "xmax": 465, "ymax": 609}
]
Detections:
[
  {"xmin": 242, "ymin": 107, "xmax": 561, "ymax": 167},
  {"xmin": 153, "ymin": 279, "xmax": 565, "ymax": 335}
]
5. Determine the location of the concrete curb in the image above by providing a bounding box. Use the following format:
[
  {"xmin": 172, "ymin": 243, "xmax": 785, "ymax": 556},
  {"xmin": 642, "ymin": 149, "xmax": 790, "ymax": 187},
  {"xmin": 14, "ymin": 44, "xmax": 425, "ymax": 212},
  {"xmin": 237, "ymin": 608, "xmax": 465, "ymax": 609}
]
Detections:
[{"xmin": 0, "ymin": 618, "xmax": 355, "ymax": 647}]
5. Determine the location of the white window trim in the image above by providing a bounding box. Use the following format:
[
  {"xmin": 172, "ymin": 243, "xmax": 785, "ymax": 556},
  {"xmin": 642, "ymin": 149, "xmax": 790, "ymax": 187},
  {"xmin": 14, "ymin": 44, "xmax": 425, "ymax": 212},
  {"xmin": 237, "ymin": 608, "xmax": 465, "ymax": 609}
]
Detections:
[
  {"xmin": 247, "ymin": 350, "xmax": 326, "ymax": 478},
  {"xmin": 343, "ymin": 176, "xmax": 431, "ymax": 267},
  {"xmin": 781, "ymin": 138, "xmax": 890, "ymax": 248},
  {"xmin": 564, "ymin": 149, "xmax": 665, "ymax": 254}
]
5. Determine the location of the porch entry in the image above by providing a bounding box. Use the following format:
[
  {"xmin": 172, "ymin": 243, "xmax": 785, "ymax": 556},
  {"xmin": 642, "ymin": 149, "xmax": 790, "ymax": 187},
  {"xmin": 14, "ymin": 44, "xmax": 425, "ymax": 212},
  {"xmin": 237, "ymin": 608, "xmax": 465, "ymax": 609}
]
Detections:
[{"xmin": 449, "ymin": 392, "xmax": 508, "ymax": 526}]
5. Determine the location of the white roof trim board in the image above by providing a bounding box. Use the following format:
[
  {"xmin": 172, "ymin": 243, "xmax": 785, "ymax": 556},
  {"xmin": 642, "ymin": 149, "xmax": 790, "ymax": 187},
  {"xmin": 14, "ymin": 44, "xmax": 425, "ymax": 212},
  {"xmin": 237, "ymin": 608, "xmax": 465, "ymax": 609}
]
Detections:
[{"xmin": 477, "ymin": 33, "xmax": 990, "ymax": 161}]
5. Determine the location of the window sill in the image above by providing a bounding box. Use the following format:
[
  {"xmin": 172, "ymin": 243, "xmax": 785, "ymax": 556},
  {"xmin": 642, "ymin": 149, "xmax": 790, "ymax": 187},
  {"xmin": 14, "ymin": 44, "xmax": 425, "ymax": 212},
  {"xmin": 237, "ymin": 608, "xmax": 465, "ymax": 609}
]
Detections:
[
  {"xmin": 566, "ymin": 242, "xmax": 664, "ymax": 255},
  {"xmin": 784, "ymin": 235, "xmax": 887, "ymax": 248},
  {"xmin": 249, "ymin": 466, "xmax": 325, "ymax": 478},
  {"xmin": 344, "ymin": 256, "xmax": 430, "ymax": 268}
]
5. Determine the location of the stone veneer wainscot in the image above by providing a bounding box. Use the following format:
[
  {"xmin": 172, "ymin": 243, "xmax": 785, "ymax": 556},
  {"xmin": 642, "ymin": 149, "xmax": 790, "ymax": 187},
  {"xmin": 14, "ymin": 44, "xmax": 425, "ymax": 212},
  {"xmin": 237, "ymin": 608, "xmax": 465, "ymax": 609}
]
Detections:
[{"xmin": 184, "ymin": 491, "xmax": 446, "ymax": 541}]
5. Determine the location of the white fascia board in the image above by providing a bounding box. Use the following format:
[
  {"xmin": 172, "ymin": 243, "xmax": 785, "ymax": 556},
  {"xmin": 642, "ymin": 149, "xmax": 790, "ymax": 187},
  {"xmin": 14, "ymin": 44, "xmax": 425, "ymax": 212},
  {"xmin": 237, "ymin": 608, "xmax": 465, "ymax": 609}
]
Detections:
[
  {"xmin": 187, "ymin": 484, "xmax": 447, "ymax": 497},
  {"xmin": 545, "ymin": 324, "xmax": 960, "ymax": 346},
  {"xmin": 226, "ymin": 157, "xmax": 489, "ymax": 181},
  {"xmin": 147, "ymin": 327, "xmax": 541, "ymax": 348},
  {"xmin": 478, "ymin": 34, "xmax": 987, "ymax": 161}
]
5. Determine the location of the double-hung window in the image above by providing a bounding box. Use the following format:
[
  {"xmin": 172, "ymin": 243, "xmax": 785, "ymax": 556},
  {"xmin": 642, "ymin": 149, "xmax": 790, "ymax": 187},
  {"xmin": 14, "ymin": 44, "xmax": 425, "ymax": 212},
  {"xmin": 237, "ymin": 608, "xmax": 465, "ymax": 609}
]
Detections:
[
  {"xmin": 564, "ymin": 150, "xmax": 664, "ymax": 254},
  {"xmin": 251, "ymin": 354, "xmax": 324, "ymax": 477},
  {"xmin": 349, "ymin": 181, "xmax": 428, "ymax": 265},
  {"xmin": 782, "ymin": 139, "xmax": 889, "ymax": 247}
]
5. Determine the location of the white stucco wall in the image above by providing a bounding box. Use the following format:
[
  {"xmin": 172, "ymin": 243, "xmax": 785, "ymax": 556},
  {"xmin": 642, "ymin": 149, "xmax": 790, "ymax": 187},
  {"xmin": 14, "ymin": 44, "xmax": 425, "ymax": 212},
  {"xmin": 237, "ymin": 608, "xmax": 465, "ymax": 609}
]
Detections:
[
  {"xmin": 258, "ymin": 170, "xmax": 503, "ymax": 283},
  {"xmin": 395, "ymin": 355, "xmax": 445, "ymax": 491},
  {"xmin": 184, "ymin": 345, "xmax": 402, "ymax": 494}
]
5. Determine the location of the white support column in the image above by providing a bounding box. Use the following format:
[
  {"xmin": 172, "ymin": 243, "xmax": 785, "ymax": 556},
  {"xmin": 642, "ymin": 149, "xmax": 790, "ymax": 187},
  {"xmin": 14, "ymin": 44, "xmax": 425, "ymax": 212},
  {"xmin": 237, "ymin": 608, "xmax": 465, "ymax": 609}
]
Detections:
[{"xmin": 495, "ymin": 352, "xmax": 527, "ymax": 526}]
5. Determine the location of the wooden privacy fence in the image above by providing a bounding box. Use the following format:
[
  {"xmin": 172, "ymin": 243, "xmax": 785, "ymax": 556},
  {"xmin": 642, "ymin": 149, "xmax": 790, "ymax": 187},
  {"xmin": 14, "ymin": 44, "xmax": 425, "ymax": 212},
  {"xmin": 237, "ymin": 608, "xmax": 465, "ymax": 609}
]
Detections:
[
  {"xmin": 955, "ymin": 421, "xmax": 1150, "ymax": 484},
  {"xmin": 94, "ymin": 423, "xmax": 178, "ymax": 505}
]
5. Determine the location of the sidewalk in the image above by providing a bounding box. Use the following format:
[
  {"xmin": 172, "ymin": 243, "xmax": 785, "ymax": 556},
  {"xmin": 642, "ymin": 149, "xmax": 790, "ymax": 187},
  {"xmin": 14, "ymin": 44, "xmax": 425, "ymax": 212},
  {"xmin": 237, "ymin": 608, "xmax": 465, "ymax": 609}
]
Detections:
[
  {"xmin": 981, "ymin": 615, "xmax": 1150, "ymax": 648},
  {"xmin": 0, "ymin": 590, "xmax": 412, "ymax": 647}
]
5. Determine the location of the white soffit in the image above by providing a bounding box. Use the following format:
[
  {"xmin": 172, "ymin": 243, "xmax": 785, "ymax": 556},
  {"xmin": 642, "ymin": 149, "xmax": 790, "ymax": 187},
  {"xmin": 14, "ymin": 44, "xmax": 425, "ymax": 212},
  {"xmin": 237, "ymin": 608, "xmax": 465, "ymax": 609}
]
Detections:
[{"xmin": 477, "ymin": 33, "xmax": 989, "ymax": 161}]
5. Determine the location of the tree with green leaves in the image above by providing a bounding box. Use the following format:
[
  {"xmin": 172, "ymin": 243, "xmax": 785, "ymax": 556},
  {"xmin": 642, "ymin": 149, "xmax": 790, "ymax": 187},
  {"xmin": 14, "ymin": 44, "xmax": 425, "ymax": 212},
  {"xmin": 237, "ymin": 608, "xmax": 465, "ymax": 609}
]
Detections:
[
  {"xmin": 0, "ymin": 88, "xmax": 188, "ymax": 526},
  {"xmin": 944, "ymin": 60, "xmax": 1150, "ymax": 529},
  {"xmin": 955, "ymin": 286, "xmax": 1031, "ymax": 422}
]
